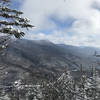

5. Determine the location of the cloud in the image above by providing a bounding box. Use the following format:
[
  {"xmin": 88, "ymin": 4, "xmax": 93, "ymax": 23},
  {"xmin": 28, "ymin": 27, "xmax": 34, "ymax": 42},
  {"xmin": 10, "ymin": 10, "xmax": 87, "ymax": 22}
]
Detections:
[{"xmin": 21, "ymin": 0, "xmax": 100, "ymax": 47}]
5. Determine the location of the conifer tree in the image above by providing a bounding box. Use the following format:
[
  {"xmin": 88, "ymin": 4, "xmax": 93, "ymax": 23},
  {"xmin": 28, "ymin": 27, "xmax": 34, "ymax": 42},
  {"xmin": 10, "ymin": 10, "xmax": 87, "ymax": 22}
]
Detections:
[
  {"xmin": 54, "ymin": 70, "xmax": 75, "ymax": 100},
  {"xmin": 86, "ymin": 65, "xmax": 100, "ymax": 100},
  {"xmin": 78, "ymin": 74, "xmax": 87, "ymax": 100},
  {"xmin": 0, "ymin": 0, "xmax": 33, "ymax": 49}
]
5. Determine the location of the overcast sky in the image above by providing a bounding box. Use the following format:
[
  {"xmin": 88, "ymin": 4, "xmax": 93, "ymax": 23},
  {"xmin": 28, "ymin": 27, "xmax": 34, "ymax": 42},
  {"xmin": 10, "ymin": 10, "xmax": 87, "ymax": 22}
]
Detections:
[{"xmin": 14, "ymin": 0, "xmax": 100, "ymax": 47}]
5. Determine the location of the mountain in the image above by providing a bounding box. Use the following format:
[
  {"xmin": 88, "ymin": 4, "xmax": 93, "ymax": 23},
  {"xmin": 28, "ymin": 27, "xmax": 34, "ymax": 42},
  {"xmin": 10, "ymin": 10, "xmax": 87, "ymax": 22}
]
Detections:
[{"xmin": 0, "ymin": 39, "xmax": 100, "ymax": 84}]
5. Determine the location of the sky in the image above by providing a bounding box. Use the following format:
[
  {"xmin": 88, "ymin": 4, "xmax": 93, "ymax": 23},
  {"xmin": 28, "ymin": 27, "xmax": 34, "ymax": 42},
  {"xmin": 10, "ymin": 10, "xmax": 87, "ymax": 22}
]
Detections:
[{"xmin": 13, "ymin": 0, "xmax": 100, "ymax": 47}]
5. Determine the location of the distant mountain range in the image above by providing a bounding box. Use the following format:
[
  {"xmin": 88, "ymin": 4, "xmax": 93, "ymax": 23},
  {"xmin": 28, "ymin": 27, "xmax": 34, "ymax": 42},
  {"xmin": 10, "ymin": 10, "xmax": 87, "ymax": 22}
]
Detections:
[{"xmin": 0, "ymin": 39, "xmax": 100, "ymax": 84}]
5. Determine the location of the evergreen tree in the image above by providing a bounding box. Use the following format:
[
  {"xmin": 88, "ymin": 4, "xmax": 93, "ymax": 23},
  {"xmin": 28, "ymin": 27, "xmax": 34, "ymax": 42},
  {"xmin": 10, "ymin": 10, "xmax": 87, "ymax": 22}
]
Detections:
[
  {"xmin": 0, "ymin": 0, "xmax": 33, "ymax": 49},
  {"xmin": 77, "ymin": 74, "xmax": 87, "ymax": 100},
  {"xmin": 86, "ymin": 65, "xmax": 100, "ymax": 100},
  {"xmin": 77, "ymin": 65, "xmax": 100, "ymax": 100},
  {"xmin": 54, "ymin": 70, "xmax": 75, "ymax": 100}
]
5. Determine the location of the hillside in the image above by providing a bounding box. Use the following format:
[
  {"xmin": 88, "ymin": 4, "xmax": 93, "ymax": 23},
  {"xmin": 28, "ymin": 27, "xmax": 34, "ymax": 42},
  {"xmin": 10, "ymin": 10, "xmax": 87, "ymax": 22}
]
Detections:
[{"xmin": 0, "ymin": 39, "xmax": 100, "ymax": 84}]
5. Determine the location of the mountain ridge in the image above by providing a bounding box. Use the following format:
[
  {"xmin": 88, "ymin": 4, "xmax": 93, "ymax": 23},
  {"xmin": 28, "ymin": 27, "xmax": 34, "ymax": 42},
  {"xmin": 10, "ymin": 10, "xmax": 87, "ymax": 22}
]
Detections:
[{"xmin": 0, "ymin": 39, "xmax": 100, "ymax": 84}]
